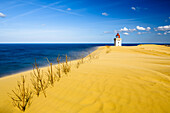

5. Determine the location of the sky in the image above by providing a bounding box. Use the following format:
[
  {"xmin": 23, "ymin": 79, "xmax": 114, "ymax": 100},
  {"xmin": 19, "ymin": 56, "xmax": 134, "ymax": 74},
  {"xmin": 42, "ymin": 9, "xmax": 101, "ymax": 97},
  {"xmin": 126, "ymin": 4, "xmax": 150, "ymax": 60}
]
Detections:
[{"xmin": 0, "ymin": 0, "xmax": 170, "ymax": 43}]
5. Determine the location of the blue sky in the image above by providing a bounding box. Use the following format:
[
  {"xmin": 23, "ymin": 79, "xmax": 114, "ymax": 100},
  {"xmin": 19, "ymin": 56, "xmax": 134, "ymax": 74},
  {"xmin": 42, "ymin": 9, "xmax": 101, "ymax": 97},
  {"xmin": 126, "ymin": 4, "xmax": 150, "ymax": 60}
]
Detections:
[{"xmin": 0, "ymin": 0, "xmax": 170, "ymax": 43}]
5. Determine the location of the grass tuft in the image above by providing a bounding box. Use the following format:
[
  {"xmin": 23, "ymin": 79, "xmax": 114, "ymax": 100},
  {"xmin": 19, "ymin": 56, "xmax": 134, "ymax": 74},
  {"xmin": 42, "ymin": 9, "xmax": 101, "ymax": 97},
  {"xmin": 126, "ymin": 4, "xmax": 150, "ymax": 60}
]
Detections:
[
  {"xmin": 9, "ymin": 76, "xmax": 33, "ymax": 112},
  {"xmin": 31, "ymin": 59, "xmax": 48, "ymax": 97},
  {"xmin": 46, "ymin": 62, "xmax": 58, "ymax": 86},
  {"xmin": 62, "ymin": 55, "xmax": 71, "ymax": 75},
  {"xmin": 55, "ymin": 55, "xmax": 61, "ymax": 80}
]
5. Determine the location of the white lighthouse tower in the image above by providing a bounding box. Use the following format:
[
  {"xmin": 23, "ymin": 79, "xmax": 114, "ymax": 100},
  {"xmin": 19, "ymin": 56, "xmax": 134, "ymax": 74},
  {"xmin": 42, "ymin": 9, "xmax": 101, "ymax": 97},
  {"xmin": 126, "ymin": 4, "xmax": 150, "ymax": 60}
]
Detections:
[{"xmin": 114, "ymin": 33, "xmax": 122, "ymax": 46}]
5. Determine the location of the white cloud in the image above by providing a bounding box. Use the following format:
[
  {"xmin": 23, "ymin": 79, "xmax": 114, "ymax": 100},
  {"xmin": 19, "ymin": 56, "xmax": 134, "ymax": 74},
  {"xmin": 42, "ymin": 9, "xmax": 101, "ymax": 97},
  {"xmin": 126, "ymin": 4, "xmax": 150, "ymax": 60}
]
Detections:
[
  {"xmin": 157, "ymin": 33, "xmax": 162, "ymax": 35},
  {"xmin": 131, "ymin": 7, "xmax": 136, "ymax": 11},
  {"xmin": 123, "ymin": 32, "xmax": 129, "ymax": 35},
  {"xmin": 129, "ymin": 28, "xmax": 136, "ymax": 32},
  {"xmin": 120, "ymin": 27, "xmax": 128, "ymax": 32},
  {"xmin": 116, "ymin": 27, "xmax": 137, "ymax": 33},
  {"xmin": 154, "ymin": 25, "xmax": 170, "ymax": 31},
  {"xmin": 146, "ymin": 27, "xmax": 151, "ymax": 31},
  {"xmin": 67, "ymin": 8, "xmax": 71, "ymax": 11},
  {"xmin": 136, "ymin": 26, "xmax": 146, "ymax": 30},
  {"xmin": 169, "ymin": 17, "xmax": 170, "ymax": 19},
  {"xmin": 164, "ymin": 31, "xmax": 170, "ymax": 35},
  {"xmin": 102, "ymin": 12, "xmax": 109, "ymax": 16},
  {"xmin": 115, "ymin": 26, "xmax": 148, "ymax": 34},
  {"xmin": 0, "ymin": 12, "xmax": 6, "ymax": 17},
  {"xmin": 137, "ymin": 32, "xmax": 149, "ymax": 35}
]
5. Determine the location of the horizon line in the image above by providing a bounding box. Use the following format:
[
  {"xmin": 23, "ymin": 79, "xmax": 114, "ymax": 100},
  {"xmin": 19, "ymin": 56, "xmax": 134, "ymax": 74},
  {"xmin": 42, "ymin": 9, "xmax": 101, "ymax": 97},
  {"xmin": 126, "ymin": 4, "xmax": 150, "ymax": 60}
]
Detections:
[{"xmin": 0, "ymin": 42, "xmax": 170, "ymax": 44}]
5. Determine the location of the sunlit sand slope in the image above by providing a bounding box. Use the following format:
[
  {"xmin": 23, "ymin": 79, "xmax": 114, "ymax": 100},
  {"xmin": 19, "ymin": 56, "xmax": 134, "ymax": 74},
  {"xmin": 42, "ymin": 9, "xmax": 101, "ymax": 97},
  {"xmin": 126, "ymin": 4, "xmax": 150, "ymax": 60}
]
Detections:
[{"xmin": 0, "ymin": 44, "xmax": 170, "ymax": 113}]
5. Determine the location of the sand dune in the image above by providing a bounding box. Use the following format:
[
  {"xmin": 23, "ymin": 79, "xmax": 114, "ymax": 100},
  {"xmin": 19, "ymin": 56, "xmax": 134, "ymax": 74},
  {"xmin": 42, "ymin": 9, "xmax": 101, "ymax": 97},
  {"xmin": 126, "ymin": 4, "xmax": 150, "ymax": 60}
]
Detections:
[{"xmin": 0, "ymin": 45, "xmax": 170, "ymax": 113}]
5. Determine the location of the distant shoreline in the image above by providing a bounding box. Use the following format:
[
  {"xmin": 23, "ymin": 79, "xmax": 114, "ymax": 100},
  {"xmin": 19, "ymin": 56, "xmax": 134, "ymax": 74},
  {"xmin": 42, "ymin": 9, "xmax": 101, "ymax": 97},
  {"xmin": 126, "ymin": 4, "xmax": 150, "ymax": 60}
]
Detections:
[{"xmin": 0, "ymin": 42, "xmax": 170, "ymax": 45}]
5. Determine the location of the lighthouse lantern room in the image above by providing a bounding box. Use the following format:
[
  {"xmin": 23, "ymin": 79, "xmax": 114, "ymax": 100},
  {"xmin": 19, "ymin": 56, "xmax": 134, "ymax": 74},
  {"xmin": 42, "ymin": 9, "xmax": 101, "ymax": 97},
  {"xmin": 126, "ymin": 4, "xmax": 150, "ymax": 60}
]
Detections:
[{"xmin": 114, "ymin": 33, "xmax": 122, "ymax": 46}]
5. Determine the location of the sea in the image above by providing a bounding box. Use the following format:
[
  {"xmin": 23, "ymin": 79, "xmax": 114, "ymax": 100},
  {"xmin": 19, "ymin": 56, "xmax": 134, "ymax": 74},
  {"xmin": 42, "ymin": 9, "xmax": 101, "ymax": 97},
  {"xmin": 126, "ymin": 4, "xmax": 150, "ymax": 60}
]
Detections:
[{"xmin": 0, "ymin": 43, "xmax": 168, "ymax": 77}]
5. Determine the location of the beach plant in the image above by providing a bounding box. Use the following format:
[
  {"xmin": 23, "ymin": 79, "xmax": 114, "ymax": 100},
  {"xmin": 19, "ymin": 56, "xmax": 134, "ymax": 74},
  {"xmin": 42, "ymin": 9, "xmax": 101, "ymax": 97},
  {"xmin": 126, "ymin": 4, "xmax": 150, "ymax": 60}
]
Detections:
[
  {"xmin": 9, "ymin": 76, "xmax": 33, "ymax": 112},
  {"xmin": 46, "ymin": 62, "xmax": 58, "ymax": 86},
  {"xmin": 55, "ymin": 55, "xmax": 61, "ymax": 80},
  {"xmin": 76, "ymin": 54, "xmax": 85, "ymax": 68},
  {"xmin": 46, "ymin": 58, "xmax": 58, "ymax": 86},
  {"xmin": 76, "ymin": 60, "xmax": 80, "ymax": 68},
  {"xmin": 31, "ymin": 59, "xmax": 48, "ymax": 97},
  {"xmin": 62, "ymin": 55, "xmax": 71, "ymax": 75},
  {"xmin": 87, "ymin": 51, "xmax": 100, "ymax": 62},
  {"xmin": 80, "ymin": 54, "xmax": 84, "ymax": 64},
  {"xmin": 88, "ymin": 51, "xmax": 96, "ymax": 60}
]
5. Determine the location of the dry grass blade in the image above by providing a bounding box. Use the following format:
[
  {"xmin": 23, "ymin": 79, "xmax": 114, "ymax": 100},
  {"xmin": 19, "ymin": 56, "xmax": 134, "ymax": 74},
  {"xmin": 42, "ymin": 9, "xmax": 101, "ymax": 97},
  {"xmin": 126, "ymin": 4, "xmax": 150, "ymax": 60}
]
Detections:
[
  {"xmin": 76, "ymin": 61, "xmax": 80, "ymax": 68},
  {"xmin": 31, "ymin": 59, "xmax": 48, "ymax": 97},
  {"xmin": 80, "ymin": 54, "xmax": 84, "ymax": 64},
  {"xmin": 47, "ymin": 63, "xmax": 56, "ymax": 86},
  {"xmin": 56, "ymin": 55, "xmax": 61, "ymax": 80},
  {"xmin": 62, "ymin": 55, "xmax": 71, "ymax": 75},
  {"xmin": 9, "ymin": 76, "xmax": 33, "ymax": 112},
  {"xmin": 46, "ymin": 58, "xmax": 58, "ymax": 86}
]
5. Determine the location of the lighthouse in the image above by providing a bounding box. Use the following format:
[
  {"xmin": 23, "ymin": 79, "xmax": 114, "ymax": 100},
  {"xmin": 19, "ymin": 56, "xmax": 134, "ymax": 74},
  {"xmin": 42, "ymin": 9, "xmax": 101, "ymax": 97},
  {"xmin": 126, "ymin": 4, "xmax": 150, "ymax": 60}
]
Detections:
[{"xmin": 114, "ymin": 33, "xmax": 122, "ymax": 46}]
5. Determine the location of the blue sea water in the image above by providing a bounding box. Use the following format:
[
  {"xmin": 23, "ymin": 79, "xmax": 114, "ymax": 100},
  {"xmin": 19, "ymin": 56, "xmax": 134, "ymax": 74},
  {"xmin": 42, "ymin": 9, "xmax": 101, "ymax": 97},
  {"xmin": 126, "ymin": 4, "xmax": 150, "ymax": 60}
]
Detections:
[{"xmin": 0, "ymin": 43, "xmax": 168, "ymax": 77}]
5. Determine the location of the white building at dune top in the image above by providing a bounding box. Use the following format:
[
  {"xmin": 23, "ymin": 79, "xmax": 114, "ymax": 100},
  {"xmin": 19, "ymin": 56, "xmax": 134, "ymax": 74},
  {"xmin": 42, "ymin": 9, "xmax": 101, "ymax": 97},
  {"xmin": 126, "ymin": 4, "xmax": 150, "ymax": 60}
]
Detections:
[{"xmin": 114, "ymin": 33, "xmax": 122, "ymax": 46}]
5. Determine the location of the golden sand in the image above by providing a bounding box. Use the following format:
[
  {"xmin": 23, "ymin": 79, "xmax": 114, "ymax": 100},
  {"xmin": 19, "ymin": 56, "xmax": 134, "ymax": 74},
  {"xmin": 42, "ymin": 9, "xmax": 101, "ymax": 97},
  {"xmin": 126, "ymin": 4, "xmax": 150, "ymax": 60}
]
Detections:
[{"xmin": 0, "ymin": 45, "xmax": 170, "ymax": 113}]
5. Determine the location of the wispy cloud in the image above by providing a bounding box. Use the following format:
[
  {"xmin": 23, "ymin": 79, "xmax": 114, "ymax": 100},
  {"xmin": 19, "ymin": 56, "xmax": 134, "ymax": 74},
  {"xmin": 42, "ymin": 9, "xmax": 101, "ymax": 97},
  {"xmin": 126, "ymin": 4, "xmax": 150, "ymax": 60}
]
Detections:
[
  {"xmin": 137, "ymin": 32, "xmax": 142, "ymax": 35},
  {"xmin": 137, "ymin": 32, "xmax": 148, "ymax": 35},
  {"xmin": 131, "ymin": 7, "xmax": 148, "ymax": 11},
  {"xmin": 154, "ymin": 25, "xmax": 170, "ymax": 31},
  {"xmin": 136, "ymin": 26, "xmax": 151, "ymax": 31},
  {"xmin": 24, "ymin": 1, "xmax": 82, "ymax": 16},
  {"xmin": 0, "ymin": 12, "xmax": 6, "ymax": 18},
  {"xmin": 1, "ymin": 2, "xmax": 60, "ymax": 23},
  {"xmin": 114, "ymin": 26, "xmax": 150, "ymax": 35},
  {"xmin": 164, "ymin": 31, "xmax": 170, "ymax": 35},
  {"xmin": 146, "ymin": 27, "xmax": 151, "ymax": 31},
  {"xmin": 129, "ymin": 28, "xmax": 137, "ymax": 32},
  {"xmin": 157, "ymin": 33, "xmax": 162, "ymax": 35},
  {"xmin": 1, "ymin": 1, "xmax": 82, "ymax": 23},
  {"xmin": 103, "ymin": 31, "xmax": 112, "ymax": 34},
  {"xmin": 131, "ymin": 7, "xmax": 136, "ymax": 11},
  {"xmin": 47, "ymin": 7, "xmax": 82, "ymax": 16},
  {"xmin": 120, "ymin": 27, "xmax": 128, "ymax": 32},
  {"xmin": 136, "ymin": 26, "xmax": 146, "ymax": 30},
  {"xmin": 102, "ymin": 12, "xmax": 109, "ymax": 16},
  {"xmin": 123, "ymin": 32, "xmax": 129, "ymax": 35},
  {"xmin": 0, "ymin": 4, "xmax": 25, "ymax": 11},
  {"xmin": 67, "ymin": 8, "xmax": 71, "ymax": 11},
  {"xmin": 115, "ymin": 27, "xmax": 137, "ymax": 33}
]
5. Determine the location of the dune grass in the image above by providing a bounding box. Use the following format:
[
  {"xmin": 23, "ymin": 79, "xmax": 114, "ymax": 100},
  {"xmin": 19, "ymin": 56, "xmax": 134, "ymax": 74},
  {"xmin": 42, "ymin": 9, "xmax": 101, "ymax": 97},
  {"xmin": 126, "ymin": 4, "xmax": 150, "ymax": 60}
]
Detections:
[
  {"xmin": 31, "ymin": 59, "xmax": 48, "ymax": 97},
  {"xmin": 9, "ymin": 76, "xmax": 33, "ymax": 112},
  {"xmin": 55, "ymin": 55, "xmax": 61, "ymax": 80},
  {"xmin": 62, "ymin": 55, "xmax": 71, "ymax": 75},
  {"xmin": 9, "ymin": 52, "xmax": 96, "ymax": 112}
]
